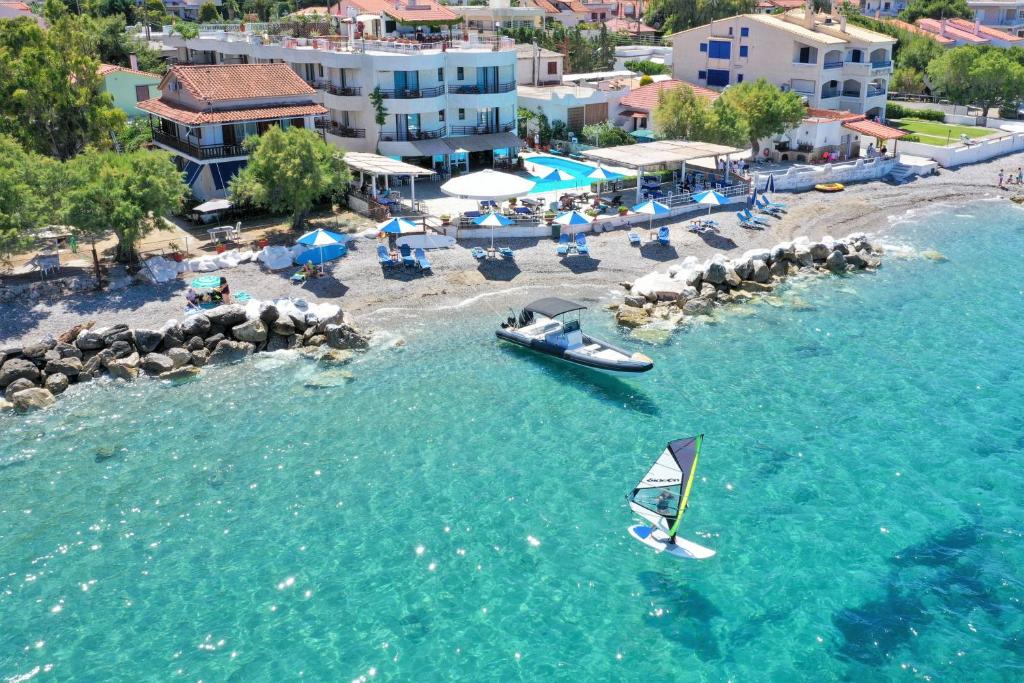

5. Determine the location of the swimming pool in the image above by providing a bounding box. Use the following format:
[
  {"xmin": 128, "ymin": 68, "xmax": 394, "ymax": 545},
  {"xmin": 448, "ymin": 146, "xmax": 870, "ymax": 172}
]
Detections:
[{"xmin": 525, "ymin": 155, "xmax": 623, "ymax": 194}]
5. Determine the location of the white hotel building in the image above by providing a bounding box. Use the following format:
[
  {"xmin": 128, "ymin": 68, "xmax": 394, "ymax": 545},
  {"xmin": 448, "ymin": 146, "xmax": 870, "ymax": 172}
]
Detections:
[
  {"xmin": 670, "ymin": 6, "xmax": 895, "ymax": 118},
  {"xmin": 154, "ymin": 14, "xmax": 519, "ymax": 171}
]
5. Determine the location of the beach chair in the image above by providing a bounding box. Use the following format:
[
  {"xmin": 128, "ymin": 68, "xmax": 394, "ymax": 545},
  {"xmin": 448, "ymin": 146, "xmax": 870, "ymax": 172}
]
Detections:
[
  {"xmin": 471, "ymin": 246, "xmax": 487, "ymax": 260},
  {"xmin": 575, "ymin": 232, "xmax": 589, "ymax": 255},
  {"xmin": 499, "ymin": 247, "xmax": 514, "ymax": 259},
  {"xmin": 761, "ymin": 194, "xmax": 787, "ymax": 209},
  {"xmin": 400, "ymin": 244, "xmax": 415, "ymax": 267},
  {"xmin": 658, "ymin": 226, "xmax": 670, "ymax": 245},
  {"xmin": 414, "ymin": 248, "xmax": 432, "ymax": 271},
  {"xmin": 736, "ymin": 211, "xmax": 762, "ymax": 229},
  {"xmin": 701, "ymin": 218, "xmax": 721, "ymax": 231},
  {"xmin": 741, "ymin": 209, "xmax": 770, "ymax": 226},
  {"xmin": 514, "ymin": 206, "xmax": 532, "ymax": 216},
  {"xmin": 556, "ymin": 234, "xmax": 570, "ymax": 256},
  {"xmin": 754, "ymin": 197, "xmax": 783, "ymax": 216},
  {"xmin": 377, "ymin": 244, "xmax": 396, "ymax": 267},
  {"xmin": 628, "ymin": 231, "xmax": 641, "ymax": 246}
]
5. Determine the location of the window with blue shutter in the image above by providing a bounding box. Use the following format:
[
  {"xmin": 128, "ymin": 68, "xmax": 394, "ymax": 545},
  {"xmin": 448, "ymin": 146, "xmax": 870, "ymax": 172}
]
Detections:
[
  {"xmin": 708, "ymin": 40, "xmax": 731, "ymax": 59},
  {"xmin": 699, "ymin": 42, "xmax": 707, "ymax": 52},
  {"xmin": 740, "ymin": 27, "xmax": 749, "ymax": 37},
  {"xmin": 740, "ymin": 45, "xmax": 748, "ymax": 57},
  {"xmin": 698, "ymin": 70, "xmax": 707, "ymax": 80},
  {"xmin": 737, "ymin": 74, "xmax": 744, "ymax": 83},
  {"xmin": 706, "ymin": 69, "xmax": 730, "ymax": 86}
]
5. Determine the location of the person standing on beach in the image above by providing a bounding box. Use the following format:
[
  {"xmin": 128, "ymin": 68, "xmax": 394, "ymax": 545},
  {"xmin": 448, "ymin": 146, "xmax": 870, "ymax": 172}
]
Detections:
[
  {"xmin": 998, "ymin": 169, "xmax": 1004, "ymax": 188},
  {"xmin": 1017, "ymin": 168, "xmax": 1022, "ymax": 184}
]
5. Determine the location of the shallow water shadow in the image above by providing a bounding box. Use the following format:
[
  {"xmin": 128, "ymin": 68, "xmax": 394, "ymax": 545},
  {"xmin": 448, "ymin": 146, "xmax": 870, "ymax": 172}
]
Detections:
[
  {"xmin": 638, "ymin": 242, "xmax": 678, "ymax": 262},
  {"xmin": 832, "ymin": 585, "xmax": 932, "ymax": 666},
  {"xmin": 476, "ymin": 259, "xmax": 521, "ymax": 281},
  {"xmin": 637, "ymin": 570, "xmax": 723, "ymax": 662},
  {"xmin": 889, "ymin": 523, "xmax": 980, "ymax": 568},
  {"xmin": 498, "ymin": 343, "xmax": 660, "ymax": 417}
]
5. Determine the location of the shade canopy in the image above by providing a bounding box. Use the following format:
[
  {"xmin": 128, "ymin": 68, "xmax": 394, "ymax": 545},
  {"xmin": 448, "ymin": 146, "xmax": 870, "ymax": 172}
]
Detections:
[
  {"xmin": 192, "ymin": 198, "xmax": 232, "ymax": 213},
  {"xmin": 693, "ymin": 190, "xmax": 729, "ymax": 206},
  {"xmin": 541, "ymin": 168, "xmax": 575, "ymax": 182},
  {"xmin": 377, "ymin": 217, "xmax": 420, "ymax": 235},
  {"xmin": 631, "ymin": 200, "xmax": 670, "ymax": 216},
  {"xmin": 295, "ymin": 243, "xmax": 347, "ymax": 265},
  {"xmin": 765, "ymin": 173, "xmax": 776, "ymax": 193},
  {"xmin": 629, "ymin": 129, "xmax": 656, "ymax": 141},
  {"xmin": 524, "ymin": 297, "xmax": 586, "ymax": 318},
  {"xmin": 344, "ymin": 152, "xmax": 438, "ymax": 177},
  {"xmin": 581, "ymin": 139, "xmax": 745, "ymax": 170},
  {"xmin": 554, "ymin": 210, "xmax": 594, "ymax": 226},
  {"xmin": 297, "ymin": 228, "xmax": 345, "ymax": 247},
  {"xmin": 473, "ymin": 212, "xmax": 513, "ymax": 227},
  {"xmin": 440, "ymin": 169, "xmax": 535, "ymax": 201}
]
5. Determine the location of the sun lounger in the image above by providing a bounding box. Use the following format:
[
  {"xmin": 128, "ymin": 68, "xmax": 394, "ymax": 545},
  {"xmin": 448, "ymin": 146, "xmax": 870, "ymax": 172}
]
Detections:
[
  {"xmin": 471, "ymin": 246, "xmax": 486, "ymax": 260},
  {"xmin": 754, "ymin": 198, "xmax": 783, "ymax": 216},
  {"xmin": 513, "ymin": 206, "xmax": 532, "ymax": 215},
  {"xmin": 628, "ymin": 231, "xmax": 641, "ymax": 246},
  {"xmin": 736, "ymin": 212, "xmax": 762, "ymax": 229},
  {"xmin": 658, "ymin": 226, "xmax": 670, "ymax": 245},
  {"xmin": 377, "ymin": 244, "xmax": 396, "ymax": 266},
  {"xmin": 400, "ymin": 243, "xmax": 415, "ymax": 267},
  {"xmin": 741, "ymin": 209, "xmax": 770, "ymax": 226},
  {"xmin": 557, "ymin": 234, "xmax": 571, "ymax": 256},
  {"xmin": 415, "ymin": 248, "xmax": 431, "ymax": 271},
  {"xmin": 761, "ymin": 194, "xmax": 787, "ymax": 209},
  {"xmin": 499, "ymin": 247, "xmax": 514, "ymax": 259},
  {"xmin": 575, "ymin": 232, "xmax": 589, "ymax": 255}
]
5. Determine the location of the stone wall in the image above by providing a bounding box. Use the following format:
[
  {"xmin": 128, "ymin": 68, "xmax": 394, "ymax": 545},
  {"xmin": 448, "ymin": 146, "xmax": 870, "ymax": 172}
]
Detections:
[
  {"xmin": 754, "ymin": 158, "xmax": 898, "ymax": 192},
  {"xmin": 900, "ymin": 133, "xmax": 1024, "ymax": 168}
]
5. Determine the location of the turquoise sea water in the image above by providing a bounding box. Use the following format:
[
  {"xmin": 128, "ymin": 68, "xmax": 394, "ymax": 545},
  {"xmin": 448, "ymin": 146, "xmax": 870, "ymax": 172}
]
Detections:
[{"xmin": 2, "ymin": 201, "xmax": 1024, "ymax": 681}]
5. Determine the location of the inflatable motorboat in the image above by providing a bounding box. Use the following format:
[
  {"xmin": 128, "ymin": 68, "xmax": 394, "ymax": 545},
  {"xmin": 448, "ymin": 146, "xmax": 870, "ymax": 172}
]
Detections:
[{"xmin": 497, "ymin": 297, "xmax": 653, "ymax": 374}]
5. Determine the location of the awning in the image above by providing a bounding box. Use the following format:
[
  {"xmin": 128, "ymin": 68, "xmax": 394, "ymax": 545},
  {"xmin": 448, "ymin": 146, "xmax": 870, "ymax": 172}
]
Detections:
[
  {"xmin": 378, "ymin": 139, "xmax": 452, "ymax": 158},
  {"xmin": 211, "ymin": 160, "xmax": 247, "ymax": 191},
  {"xmin": 445, "ymin": 132, "xmax": 521, "ymax": 153},
  {"xmin": 192, "ymin": 198, "xmax": 233, "ymax": 213},
  {"xmin": 619, "ymin": 110, "xmax": 647, "ymax": 118},
  {"xmin": 344, "ymin": 152, "xmax": 437, "ymax": 176},
  {"xmin": 524, "ymin": 297, "xmax": 586, "ymax": 318},
  {"xmin": 842, "ymin": 118, "xmax": 909, "ymax": 140}
]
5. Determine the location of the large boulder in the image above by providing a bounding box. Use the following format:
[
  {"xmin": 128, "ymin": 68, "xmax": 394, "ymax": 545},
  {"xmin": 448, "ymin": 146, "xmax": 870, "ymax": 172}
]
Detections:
[
  {"xmin": 203, "ymin": 333, "xmax": 225, "ymax": 351},
  {"xmin": 206, "ymin": 304, "xmax": 247, "ymax": 328},
  {"xmin": 181, "ymin": 314, "xmax": 212, "ymax": 339},
  {"xmin": 166, "ymin": 347, "xmax": 193, "ymax": 368},
  {"xmin": 232, "ymin": 319, "xmax": 268, "ymax": 344},
  {"xmin": 770, "ymin": 242, "xmax": 793, "ymax": 264},
  {"xmin": 75, "ymin": 328, "xmax": 106, "ymax": 351},
  {"xmin": 795, "ymin": 248, "xmax": 815, "ymax": 268},
  {"xmin": 844, "ymin": 251, "xmax": 868, "ymax": 269},
  {"xmin": 825, "ymin": 250, "xmax": 848, "ymax": 274},
  {"xmin": 159, "ymin": 323, "xmax": 185, "ymax": 352},
  {"xmin": 674, "ymin": 285, "xmax": 700, "ymax": 306},
  {"xmin": 703, "ymin": 257, "xmax": 728, "ymax": 285},
  {"xmin": 751, "ymin": 259, "xmax": 771, "ymax": 283},
  {"xmin": 106, "ymin": 340, "xmax": 133, "ymax": 359},
  {"xmin": 44, "ymin": 356, "xmax": 82, "ymax": 377},
  {"xmin": 131, "ymin": 328, "xmax": 163, "ymax": 354},
  {"xmin": 682, "ymin": 297, "xmax": 714, "ymax": 316},
  {"xmin": 770, "ymin": 260, "xmax": 789, "ymax": 278},
  {"xmin": 55, "ymin": 342, "xmax": 83, "ymax": 360},
  {"xmin": 623, "ymin": 295, "xmax": 646, "ymax": 308},
  {"xmin": 324, "ymin": 323, "xmax": 370, "ymax": 350},
  {"xmin": 21, "ymin": 343, "xmax": 51, "ymax": 360},
  {"xmin": 318, "ymin": 349, "xmax": 354, "ymax": 366},
  {"xmin": 190, "ymin": 348, "xmax": 210, "ymax": 367},
  {"xmin": 186, "ymin": 336, "xmax": 205, "ymax": 351},
  {"xmin": 208, "ymin": 339, "xmax": 254, "ymax": 365},
  {"xmin": 734, "ymin": 258, "xmax": 754, "ymax": 281},
  {"xmin": 723, "ymin": 264, "xmax": 741, "ymax": 288},
  {"xmin": 12, "ymin": 387, "xmax": 55, "ymax": 412},
  {"xmin": 631, "ymin": 272, "xmax": 687, "ymax": 302},
  {"xmin": 106, "ymin": 360, "xmax": 138, "ymax": 382},
  {"xmin": 738, "ymin": 281, "xmax": 774, "ymax": 293},
  {"xmin": 159, "ymin": 366, "xmax": 201, "ymax": 381},
  {"xmin": 271, "ymin": 316, "xmax": 296, "ymax": 337},
  {"xmin": 101, "ymin": 325, "xmax": 132, "ymax": 345},
  {"xmin": 104, "ymin": 351, "xmax": 139, "ymax": 371},
  {"xmin": 5, "ymin": 377, "xmax": 37, "ymax": 401},
  {"xmin": 44, "ymin": 372, "xmax": 69, "ymax": 396},
  {"xmin": 265, "ymin": 333, "xmax": 291, "ymax": 353},
  {"xmin": 258, "ymin": 302, "xmax": 280, "ymax": 324},
  {"xmin": 615, "ymin": 306, "xmax": 650, "ymax": 328},
  {"xmin": 79, "ymin": 354, "xmax": 103, "ymax": 380},
  {"xmin": 140, "ymin": 352, "xmax": 175, "ymax": 375},
  {"xmin": 0, "ymin": 358, "xmax": 41, "ymax": 387},
  {"xmin": 808, "ymin": 242, "xmax": 830, "ymax": 262}
]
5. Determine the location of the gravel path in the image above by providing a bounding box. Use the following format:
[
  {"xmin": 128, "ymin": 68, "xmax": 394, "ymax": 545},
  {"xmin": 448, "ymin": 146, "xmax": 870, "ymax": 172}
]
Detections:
[{"xmin": 2, "ymin": 151, "xmax": 1019, "ymax": 347}]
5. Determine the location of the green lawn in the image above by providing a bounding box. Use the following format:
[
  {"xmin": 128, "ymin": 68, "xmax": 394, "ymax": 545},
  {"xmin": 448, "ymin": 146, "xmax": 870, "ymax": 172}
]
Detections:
[{"xmin": 889, "ymin": 118, "xmax": 997, "ymax": 146}]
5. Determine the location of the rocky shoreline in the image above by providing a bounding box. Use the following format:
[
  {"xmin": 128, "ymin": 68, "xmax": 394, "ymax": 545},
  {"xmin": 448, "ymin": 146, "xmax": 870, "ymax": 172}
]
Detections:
[
  {"xmin": 613, "ymin": 232, "xmax": 883, "ymax": 329},
  {"xmin": 0, "ymin": 302, "xmax": 371, "ymax": 413}
]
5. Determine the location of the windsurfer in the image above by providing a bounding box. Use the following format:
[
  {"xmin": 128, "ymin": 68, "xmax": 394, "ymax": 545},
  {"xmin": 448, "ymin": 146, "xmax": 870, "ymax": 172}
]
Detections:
[{"xmin": 655, "ymin": 491, "xmax": 678, "ymax": 545}]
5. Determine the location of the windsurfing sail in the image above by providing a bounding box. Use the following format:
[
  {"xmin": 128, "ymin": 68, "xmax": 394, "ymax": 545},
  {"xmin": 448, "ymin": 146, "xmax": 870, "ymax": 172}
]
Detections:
[{"xmin": 627, "ymin": 435, "xmax": 703, "ymax": 536}]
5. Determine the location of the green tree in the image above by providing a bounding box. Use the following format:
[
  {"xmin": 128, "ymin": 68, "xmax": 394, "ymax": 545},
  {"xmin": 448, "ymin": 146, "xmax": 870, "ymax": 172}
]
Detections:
[
  {"xmin": 230, "ymin": 126, "xmax": 351, "ymax": 229},
  {"xmin": 198, "ymin": 1, "xmax": 221, "ymax": 21},
  {"xmin": 899, "ymin": 0, "xmax": 972, "ymax": 23},
  {"xmin": 624, "ymin": 60, "xmax": 671, "ymax": 76},
  {"xmin": 369, "ymin": 86, "xmax": 388, "ymax": 153},
  {"xmin": 88, "ymin": 14, "xmax": 166, "ymax": 74},
  {"xmin": 645, "ymin": 0, "xmax": 755, "ymax": 34},
  {"xmin": 0, "ymin": 17, "xmax": 126, "ymax": 159},
  {"xmin": 896, "ymin": 34, "xmax": 943, "ymax": 72},
  {"xmin": 0, "ymin": 135, "xmax": 59, "ymax": 259},
  {"xmin": 581, "ymin": 121, "xmax": 636, "ymax": 147},
  {"xmin": 928, "ymin": 46, "xmax": 1024, "ymax": 116},
  {"xmin": 891, "ymin": 66, "xmax": 926, "ymax": 95},
  {"xmin": 116, "ymin": 118, "xmax": 153, "ymax": 152},
  {"xmin": 517, "ymin": 106, "xmax": 535, "ymax": 140},
  {"xmin": 652, "ymin": 85, "xmax": 748, "ymax": 146},
  {"xmin": 703, "ymin": 98, "xmax": 750, "ymax": 148},
  {"xmin": 63, "ymin": 148, "xmax": 186, "ymax": 262},
  {"xmin": 718, "ymin": 78, "xmax": 805, "ymax": 153}
]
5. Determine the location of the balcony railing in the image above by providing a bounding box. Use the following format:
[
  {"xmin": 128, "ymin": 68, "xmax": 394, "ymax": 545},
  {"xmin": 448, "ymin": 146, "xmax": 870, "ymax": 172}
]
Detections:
[
  {"xmin": 153, "ymin": 130, "xmax": 246, "ymax": 160},
  {"xmin": 823, "ymin": 60, "xmax": 844, "ymax": 69},
  {"xmin": 448, "ymin": 121, "xmax": 516, "ymax": 136},
  {"xmin": 866, "ymin": 87, "xmax": 886, "ymax": 97},
  {"xmin": 449, "ymin": 81, "xmax": 516, "ymax": 95},
  {"xmin": 320, "ymin": 82, "xmax": 362, "ymax": 97},
  {"xmin": 318, "ymin": 121, "xmax": 366, "ymax": 138},
  {"xmin": 378, "ymin": 85, "xmax": 446, "ymax": 99},
  {"xmin": 842, "ymin": 90, "xmax": 861, "ymax": 97},
  {"xmin": 378, "ymin": 126, "xmax": 447, "ymax": 142},
  {"xmin": 821, "ymin": 89, "xmax": 840, "ymax": 99},
  {"xmin": 871, "ymin": 60, "xmax": 893, "ymax": 69}
]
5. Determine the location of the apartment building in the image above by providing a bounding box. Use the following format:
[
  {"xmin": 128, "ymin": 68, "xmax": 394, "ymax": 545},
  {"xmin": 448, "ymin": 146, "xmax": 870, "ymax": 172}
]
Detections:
[
  {"xmin": 516, "ymin": 43, "xmax": 565, "ymax": 85},
  {"xmin": 448, "ymin": 0, "xmax": 545, "ymax": 31},
  {"xmin": 138, "ymin": 64, "xmax": 327, "ymax": 200},
  {"xmin": 968, "ymin": 0, "xmax": 1024, "ymax": 38},
  {"xmin": 160, "ymin": 0, "xmax": 223, "ymax": 21},
  {"xmin": 153, "ymin": 11, "xmax": 519, "ymax": 171},
  {"xmin": 670, "ymin": 5, "xmax": 895, "ymax": 117},
  {"xmin": 857, "ymin": 0, "xmax": 907, "ymax": 17},
  {"xmin": 913, "ymin": 16, "xmax": 1024, "ymax": 45},
  {"xmin": 615, "ymin": 79, "xmax": 718, "ymax": 132}
]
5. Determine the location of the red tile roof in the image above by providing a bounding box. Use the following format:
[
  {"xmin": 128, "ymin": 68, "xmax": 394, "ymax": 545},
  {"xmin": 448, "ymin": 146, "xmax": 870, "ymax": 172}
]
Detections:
[
  {"xmin": 805, "ymin": 107, "xmax": 861, "ymax": 122},
  {"xmin": 604, "ymin": 16, "xmax": 656, "ymax": 33},
  {"xmin": 882, "ymin": 18, "xmax": 954, "ymax": 45},
  {"xmin": 947, "ymin": 17, "xmax": 1023, "ymax": 43},
  {"xmin": 916, "ymin": 18, "xmax": 989, "ymax": 44},
  {"xmin": 339, "ymin": 0, "xmax": 458, "ymax": 22},
  {"xmin": 769, "ymin": 0, "xmax": 804, "ymax": 8},
  {"xmin": 137, "ymin": 98, "xmax": 327, "ymax": 125},
  {"xmin": 842, "ymin": 117, "xmax": 909, "ymax": 140},
  {"xmin": 528, "ymin": 0, "xmax": 558, "ymax": 11},
  {"xmin": 98, "ymin": 63, "xmax": 162, "ymax": 79},
  {"xmin": 164, "ymin": 64, "xmax": 316, "ymax": 102},
  {"xmin": 618, "ymin": 80, "xmax": 718, "ymax": 111}
]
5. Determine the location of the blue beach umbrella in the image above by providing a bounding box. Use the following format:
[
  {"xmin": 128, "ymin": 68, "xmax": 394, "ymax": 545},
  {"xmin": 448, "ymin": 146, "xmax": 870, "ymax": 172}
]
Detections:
[
  {"xmin": 693, "ymin": 189, "xmax": 729, "ymax": 215},
  {"xmin": 554, "ymin": 209, "xmax": 594, "ymax": 226},
  {"xmin": 296, "ymin": 228, "xmax": 345, "ymax": 272},
  {"xmin": 376, "ymin": 217, "xmax": 419, "ymax": 235},
  {"xmin": 474, "ymin": 211, "xmax": 513, "ymax": 249},
  {"xmin": 587, "ymin": 166, "xmax": 622, "ymax": 200},
  {"xmin": 542, "ymin": 168, "xmax": 575, "ymax": 182},
  {"xmin": 766, "ymin": 172, "xmax": 776, "ymax": 193},
  {"xmin": 631, "ymin": 199, "xmax": 670, "ymax": 231}
]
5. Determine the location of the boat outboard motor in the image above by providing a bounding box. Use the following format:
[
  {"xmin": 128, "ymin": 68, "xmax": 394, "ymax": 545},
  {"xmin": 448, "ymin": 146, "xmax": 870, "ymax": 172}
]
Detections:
[{"xmin": 518, "ymin": 310, "xmax": 534, "ymax": 327}]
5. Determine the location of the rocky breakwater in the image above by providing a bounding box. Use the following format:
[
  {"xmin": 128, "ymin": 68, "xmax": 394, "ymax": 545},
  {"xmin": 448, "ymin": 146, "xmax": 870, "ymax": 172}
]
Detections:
[
  {"xmin": 0, "ymin": 302, "xmax": 371, "ymax": 413},
  {"xmin": 614, "ymin": 233, "xmax": 883, "ymax": 329}
]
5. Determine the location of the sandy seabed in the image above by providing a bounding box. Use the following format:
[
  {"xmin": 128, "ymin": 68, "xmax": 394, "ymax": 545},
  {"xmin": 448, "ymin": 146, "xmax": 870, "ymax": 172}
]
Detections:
[{"xmin": 2, "ymin": 151, "xmax": 1021, "ymax": 347}]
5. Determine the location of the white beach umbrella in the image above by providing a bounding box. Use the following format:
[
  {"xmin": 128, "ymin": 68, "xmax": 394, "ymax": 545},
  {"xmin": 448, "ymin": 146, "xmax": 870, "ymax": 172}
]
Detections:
[
  {"xmin": 541, "ymin": 168, "xmax": 575, "ymax": 182},
  {"xmin": 440, "ymin": 169, "xmax": 535, "ymax": 201}
]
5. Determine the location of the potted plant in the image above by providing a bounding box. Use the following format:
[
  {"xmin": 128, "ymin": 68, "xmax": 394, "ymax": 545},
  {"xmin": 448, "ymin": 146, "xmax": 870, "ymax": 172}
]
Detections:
[
  {"xmin": 585, "ymin": 208, "xmax": 599, "ymax": 218},
  {"xmin": 508, "ymin": 197, "xmax": 517, "ymax": 207},
  {"xmin": 168, "ymin": 240, "xmax": 184, "ymax": 262},
  {"xmin": 216, "ymin": 243, "xmax": 227, "ymax": 254},
  {"xmin": 543, "ymin": 211, "xmax": 555, "ymax": 225},
  {"xmin": 257, "ymin": 237, "xmax": 269, "ymax": 248},
  {"xmin": 440, "ymin": 214, "xmax": 451, "ymax": 226},
  {"xmin": 618, "ymin": 205, "xmax": 628, "ymax": 216}
]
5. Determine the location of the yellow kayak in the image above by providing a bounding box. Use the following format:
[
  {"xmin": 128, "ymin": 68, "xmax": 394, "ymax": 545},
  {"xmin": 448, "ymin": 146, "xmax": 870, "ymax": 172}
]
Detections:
[{"xmin": 815, "ymin": 183, "xmax": 845, "ymax": 192}]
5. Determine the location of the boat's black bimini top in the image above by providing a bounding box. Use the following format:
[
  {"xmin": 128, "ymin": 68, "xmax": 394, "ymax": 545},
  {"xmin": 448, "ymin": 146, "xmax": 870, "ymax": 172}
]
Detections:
[{"xmin": 523, "ymin": 298, "xmax": 586, "ymax": 319}]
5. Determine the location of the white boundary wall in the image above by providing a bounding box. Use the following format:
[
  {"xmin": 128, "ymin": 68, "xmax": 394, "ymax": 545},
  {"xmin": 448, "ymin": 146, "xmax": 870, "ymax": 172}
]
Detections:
[
  {"xmin": 899, "ymin": 133, "xmax": 1024, "ymax": 168},
  {"xmin": 753, "ymin": 157, "xmax": 898, "ymax": 192}
]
